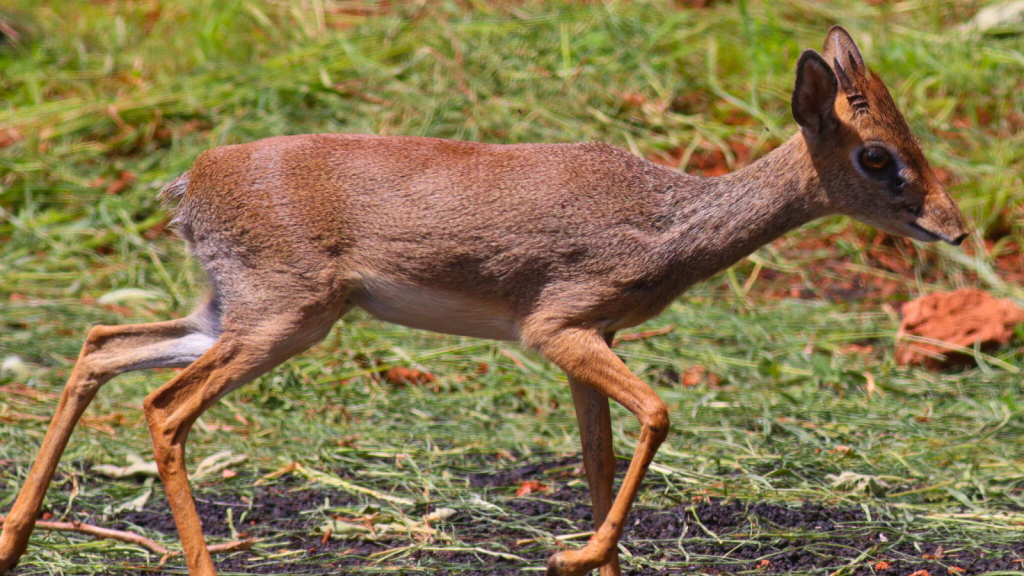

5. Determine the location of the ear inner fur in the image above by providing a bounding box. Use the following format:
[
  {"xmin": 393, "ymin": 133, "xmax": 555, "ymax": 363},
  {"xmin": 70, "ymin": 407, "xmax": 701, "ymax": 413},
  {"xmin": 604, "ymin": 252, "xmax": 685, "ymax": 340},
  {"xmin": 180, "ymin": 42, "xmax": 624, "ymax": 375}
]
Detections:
[{"xmin": 792, "ymin": 50, "xmax": 839, "ymax": 137}]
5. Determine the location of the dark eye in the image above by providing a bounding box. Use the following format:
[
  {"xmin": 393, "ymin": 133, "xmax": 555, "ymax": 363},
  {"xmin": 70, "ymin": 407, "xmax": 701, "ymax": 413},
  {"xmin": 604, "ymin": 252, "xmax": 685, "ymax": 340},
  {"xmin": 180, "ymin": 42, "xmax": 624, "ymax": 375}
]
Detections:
[{"xmin": 859, "ymin": 146, "xmax": 892, "ymax": 173}]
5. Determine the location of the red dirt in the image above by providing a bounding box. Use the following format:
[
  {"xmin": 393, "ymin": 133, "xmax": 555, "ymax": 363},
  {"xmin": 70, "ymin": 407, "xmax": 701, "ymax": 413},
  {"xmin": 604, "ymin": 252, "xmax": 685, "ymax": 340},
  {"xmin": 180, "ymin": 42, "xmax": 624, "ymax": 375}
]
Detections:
[
  {"xmin": 736, "ymin": 228, "xmax": 1024, "ymax": 307},
  {"xmin": 896, "ymin": 289, "xmax": 1024, "ymax": 369}
]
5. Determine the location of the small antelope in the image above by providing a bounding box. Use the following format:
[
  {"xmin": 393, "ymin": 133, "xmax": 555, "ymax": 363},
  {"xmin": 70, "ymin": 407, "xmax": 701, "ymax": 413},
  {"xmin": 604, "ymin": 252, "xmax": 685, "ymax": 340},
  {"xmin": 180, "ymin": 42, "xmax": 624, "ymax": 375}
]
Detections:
[{"xmin": 0, "ymin": 27, "xmax": 966, "ymax": 576}]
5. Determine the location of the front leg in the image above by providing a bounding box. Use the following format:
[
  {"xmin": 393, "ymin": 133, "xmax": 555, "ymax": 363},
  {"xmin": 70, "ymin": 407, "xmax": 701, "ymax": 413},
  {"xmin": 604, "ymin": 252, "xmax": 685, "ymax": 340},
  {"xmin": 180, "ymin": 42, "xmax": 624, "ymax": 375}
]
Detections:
[
  {"xmin": 528, "ymin": 326, "xmax": 670, "ymax": 576},
  {"xmin": 569, "ymin": 377, "xmax": 621, "ymax": 576}
]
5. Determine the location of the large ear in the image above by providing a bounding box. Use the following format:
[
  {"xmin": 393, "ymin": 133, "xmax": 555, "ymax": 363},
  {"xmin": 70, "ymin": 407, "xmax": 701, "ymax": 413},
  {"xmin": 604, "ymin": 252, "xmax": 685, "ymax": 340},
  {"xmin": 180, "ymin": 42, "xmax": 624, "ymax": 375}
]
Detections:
[
  {"xmin": 821, "ymin": 25, "xmax": 865, "ymax": 76},
  {"xmin": 791, "ymin": 49, "xmax": 838, "ymax": 141}
]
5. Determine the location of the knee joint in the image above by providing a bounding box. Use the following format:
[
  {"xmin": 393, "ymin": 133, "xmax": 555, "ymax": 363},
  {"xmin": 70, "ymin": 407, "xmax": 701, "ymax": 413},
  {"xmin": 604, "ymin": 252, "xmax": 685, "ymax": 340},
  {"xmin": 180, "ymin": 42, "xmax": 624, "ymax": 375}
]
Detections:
[
  {"xmin": 83, "ymin": 325, "xmax": 114, "ymax": 352},
  {"xmin": 643, "ymin": 402, "xmax": 670, "ymax": 442}
]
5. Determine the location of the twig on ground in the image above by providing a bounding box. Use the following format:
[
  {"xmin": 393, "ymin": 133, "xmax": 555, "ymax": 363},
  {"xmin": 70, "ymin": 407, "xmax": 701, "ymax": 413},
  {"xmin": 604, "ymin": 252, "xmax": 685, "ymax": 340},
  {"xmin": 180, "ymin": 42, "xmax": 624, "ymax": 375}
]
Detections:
[
  {"xmin": 0, "ymin": 515, "xmax": 170, "ymax": 555},
  {"xmin": 613, "ymin": 324, "xmax": 675, "ymax": 345},
  {"xmin": 0, "ymin": 516, "xmax": 259, "ymax": 561}
]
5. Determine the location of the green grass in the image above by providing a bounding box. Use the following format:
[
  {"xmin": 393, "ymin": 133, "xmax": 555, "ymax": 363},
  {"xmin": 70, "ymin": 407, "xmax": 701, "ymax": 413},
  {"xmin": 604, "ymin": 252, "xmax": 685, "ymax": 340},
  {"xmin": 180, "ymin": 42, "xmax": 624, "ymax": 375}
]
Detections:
[{"xmin": 4, "ymin": 0, "xmax": 1024, "ymax": 574}]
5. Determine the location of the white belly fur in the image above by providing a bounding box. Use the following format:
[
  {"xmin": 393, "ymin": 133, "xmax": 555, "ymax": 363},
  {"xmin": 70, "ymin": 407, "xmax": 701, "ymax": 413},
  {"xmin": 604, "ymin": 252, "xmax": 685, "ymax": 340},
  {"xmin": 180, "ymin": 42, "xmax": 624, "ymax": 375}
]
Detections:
[{"xmin": 352, "ymin": 277, "xmax": 520, "ymax": 341}]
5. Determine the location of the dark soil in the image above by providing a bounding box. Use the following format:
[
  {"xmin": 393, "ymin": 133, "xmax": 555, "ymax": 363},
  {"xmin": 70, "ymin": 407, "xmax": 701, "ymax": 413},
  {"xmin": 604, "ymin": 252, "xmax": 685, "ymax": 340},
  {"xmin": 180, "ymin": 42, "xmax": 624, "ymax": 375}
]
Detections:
[{"xmin": 8, "ymin": 459, "xmax": 1024, "ymax": 575}]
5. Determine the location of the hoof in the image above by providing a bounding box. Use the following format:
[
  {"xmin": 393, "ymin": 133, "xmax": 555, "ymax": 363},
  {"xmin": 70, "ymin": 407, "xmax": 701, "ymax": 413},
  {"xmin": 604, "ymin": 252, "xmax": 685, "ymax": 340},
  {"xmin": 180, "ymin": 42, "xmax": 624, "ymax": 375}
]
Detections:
[
  {"xmin": 0, "ymin": 557, "xmax": 19, "ymax": 575},
  {"xmin": 547, "ymin": 549, "xmax": 594, "ymax": 576},
  {"xmin": 546, "ymin": 551, "xmax": 567, "ymax": 576}
]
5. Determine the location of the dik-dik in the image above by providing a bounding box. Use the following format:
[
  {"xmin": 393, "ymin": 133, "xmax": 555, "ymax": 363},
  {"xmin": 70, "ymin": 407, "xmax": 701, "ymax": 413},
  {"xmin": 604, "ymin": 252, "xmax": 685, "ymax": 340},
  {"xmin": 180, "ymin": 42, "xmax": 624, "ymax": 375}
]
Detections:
[{"xmin": 0, "ymin": 26, "xmax": 966, "ymax": 576}]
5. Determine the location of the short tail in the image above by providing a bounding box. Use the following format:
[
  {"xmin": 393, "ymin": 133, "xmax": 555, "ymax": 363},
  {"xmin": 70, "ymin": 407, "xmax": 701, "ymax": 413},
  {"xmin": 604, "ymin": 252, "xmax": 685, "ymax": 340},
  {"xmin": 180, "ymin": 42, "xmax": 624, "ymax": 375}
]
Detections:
[
  {"xmin": 158, "ymin": 171, "xmax": 191, "ymax": 206},
  {"xmin": 158, "ymin": 171, "xmax": 191, "ymax": 231}
]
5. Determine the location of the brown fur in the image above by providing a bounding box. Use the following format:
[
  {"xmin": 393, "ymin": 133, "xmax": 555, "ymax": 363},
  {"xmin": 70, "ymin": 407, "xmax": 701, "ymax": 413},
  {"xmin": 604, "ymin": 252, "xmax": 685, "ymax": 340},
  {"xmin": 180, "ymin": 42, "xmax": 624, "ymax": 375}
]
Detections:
[{"xmin": 0, "ymin": 26, "xmax": 967, "ymax": 576}]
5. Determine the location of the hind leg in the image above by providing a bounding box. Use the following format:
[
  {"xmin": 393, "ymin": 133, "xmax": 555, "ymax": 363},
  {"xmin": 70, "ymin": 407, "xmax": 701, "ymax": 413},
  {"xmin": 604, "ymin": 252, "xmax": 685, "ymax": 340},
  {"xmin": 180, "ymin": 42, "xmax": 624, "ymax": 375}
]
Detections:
[
  {"xmin": 0, "ymin": 316, "xmax": 217, "ymax": 574},
  {"xmin": 141, "ymin": 307, "xmax": 341, "ymax": 576}
]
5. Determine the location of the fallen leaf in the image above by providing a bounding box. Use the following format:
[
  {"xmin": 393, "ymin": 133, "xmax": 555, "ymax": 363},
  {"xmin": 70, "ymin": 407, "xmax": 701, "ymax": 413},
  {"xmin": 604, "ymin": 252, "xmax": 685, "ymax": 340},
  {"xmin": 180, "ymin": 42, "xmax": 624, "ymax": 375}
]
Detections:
[
  {"xmin": 254, "ymin": 462, "xmax": 297, "ymax": 486},
  {"xmin": 191, "ymin": 451, "xmax": 247, "ymax": 480},
  {"xmin": 681, "ymin": 365, "xmax": 707, "ymax": 387},
  {"xmin": 679, "ymin": 364, "xmax": 723, "ymax": 388},
  {"xmin": 948, "ymin": 568, "xmax": 965, "ymax": 575},
  {"xmin": 335, "ymin": 434, "xmax": 359, "ymax": 447},
  {"xmin": 143, "ymin": 219, "xmax": 168, "ymax": 239},
  {"xmin": 515, "ymin": 480, "xmax": 549, "ymax": 497},
  {"xmin": 107, "ymin": 170, "xmax": 136, "ymax": 195},
  {"xmin": 840, "ymin": 344, "xmax": 875, "ymax": 356},
  {"xmin": 826, "ymin": 471, "xmax": 889, "ymax": 497},
  {"xmin": 620, "ymin": 92, "xmax": 647, "ymax": 107},
  {"xmin": 93, "ymin": 454, "xmax": 160, "ymax": 479},
  {"xmin": 874, "ymin": 561, "xmax": 891, "ymax": 570},
  {"xmin": 384, "ymin": 366, "xmax": 436, "ymax": 386},
  {"xmin": 222, "ymin": 469, "xmax": 237, "ymax": 479},
  {"xmin": 422, "ymin": 508, "xmax": 456, "ymax": 523},
  {"xmin": 908, "ymin": 571, "xmax": 931, "ymax": 576},
  {"xmin": 863, "ymin": 371, "xmax": 877, "ymax": 398},
  {"xmin": 0, "ymin": 128, "xmax": 20, "ymax": 148}
]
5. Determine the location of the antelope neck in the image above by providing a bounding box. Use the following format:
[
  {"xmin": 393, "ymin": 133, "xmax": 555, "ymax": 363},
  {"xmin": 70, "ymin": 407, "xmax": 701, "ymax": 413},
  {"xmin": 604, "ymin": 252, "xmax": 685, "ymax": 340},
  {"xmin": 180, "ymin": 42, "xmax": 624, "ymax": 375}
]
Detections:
[{"xmin": 661, "ymin": 135, "xmax": 828, "ymax": 284}]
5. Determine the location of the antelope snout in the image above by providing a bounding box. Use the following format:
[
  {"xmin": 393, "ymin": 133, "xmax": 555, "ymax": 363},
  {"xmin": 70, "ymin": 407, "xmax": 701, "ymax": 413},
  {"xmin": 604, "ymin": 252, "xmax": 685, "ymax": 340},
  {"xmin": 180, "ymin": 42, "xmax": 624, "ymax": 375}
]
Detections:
[{"xmin": 913, "ymin": 189, "xmax": 969, "ymax": 246}]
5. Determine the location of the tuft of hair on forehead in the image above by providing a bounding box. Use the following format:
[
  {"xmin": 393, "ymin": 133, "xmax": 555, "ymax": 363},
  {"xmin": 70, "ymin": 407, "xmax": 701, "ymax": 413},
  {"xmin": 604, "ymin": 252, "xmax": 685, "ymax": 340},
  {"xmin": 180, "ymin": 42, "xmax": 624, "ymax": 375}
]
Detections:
[{"xmin": 820, "ymin": 26, "xmax": 873, "ymax": 117}]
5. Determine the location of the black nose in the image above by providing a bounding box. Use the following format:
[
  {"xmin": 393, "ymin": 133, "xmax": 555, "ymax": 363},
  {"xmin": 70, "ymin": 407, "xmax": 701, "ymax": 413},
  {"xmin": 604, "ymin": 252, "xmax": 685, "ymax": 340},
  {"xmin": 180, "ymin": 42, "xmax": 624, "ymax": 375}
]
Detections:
[{"xmin": 950, "ymin": 232, "xmax": 968, "ymax": 246}]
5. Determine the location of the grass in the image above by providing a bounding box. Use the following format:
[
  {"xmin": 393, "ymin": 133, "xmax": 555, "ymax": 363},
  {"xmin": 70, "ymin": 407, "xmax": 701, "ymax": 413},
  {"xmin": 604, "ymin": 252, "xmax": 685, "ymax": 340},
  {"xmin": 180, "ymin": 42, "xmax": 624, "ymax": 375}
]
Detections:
[{"xmin": 3, "ymin": 0, "xmax": 1024, "ymax": 574}]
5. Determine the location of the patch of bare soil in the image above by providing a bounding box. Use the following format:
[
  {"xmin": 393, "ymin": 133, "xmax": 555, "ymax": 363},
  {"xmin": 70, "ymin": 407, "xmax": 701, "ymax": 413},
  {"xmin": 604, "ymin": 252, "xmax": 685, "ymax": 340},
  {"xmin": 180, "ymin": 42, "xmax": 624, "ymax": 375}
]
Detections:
[
  {"xmin": 9, "ymin": 460, "xmax": 1024, "ymax": 575},
  {"xmin": 896, "ymin": 288, "xmax": 1024, "ymax": 369}
]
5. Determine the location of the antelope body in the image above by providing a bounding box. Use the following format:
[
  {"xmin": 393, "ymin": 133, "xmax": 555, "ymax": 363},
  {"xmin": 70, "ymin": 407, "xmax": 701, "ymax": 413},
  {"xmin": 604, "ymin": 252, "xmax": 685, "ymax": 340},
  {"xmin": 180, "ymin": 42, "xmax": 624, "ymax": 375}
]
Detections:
[{"xmin": 0, "ymin": 27, "xmax": 967, "ymax": 576}]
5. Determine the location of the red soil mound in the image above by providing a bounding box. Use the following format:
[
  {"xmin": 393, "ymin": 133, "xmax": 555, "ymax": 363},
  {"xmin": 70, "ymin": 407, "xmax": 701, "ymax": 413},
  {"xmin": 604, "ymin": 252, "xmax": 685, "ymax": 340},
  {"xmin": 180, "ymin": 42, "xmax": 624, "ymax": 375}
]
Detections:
[{"xmin": 896, "ymin": 289, "xmax": 1024, "ymax": 369}]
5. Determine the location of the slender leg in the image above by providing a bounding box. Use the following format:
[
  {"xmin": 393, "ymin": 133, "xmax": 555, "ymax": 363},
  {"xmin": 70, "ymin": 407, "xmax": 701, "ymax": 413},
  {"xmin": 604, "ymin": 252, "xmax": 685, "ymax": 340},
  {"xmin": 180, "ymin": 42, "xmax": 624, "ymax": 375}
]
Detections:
[
  {"xmin": 141, "ymin": 310, "xmax": 338, "ymax": 576},
  {"xmin": 0, "ymin": 319, "xmax": 214, "ymax": 574},
  {"xmin": 531, "ymin": 327, "xmax": 669, "ymax": 576},
  {"xmin": 141, "ymin": 341, "xmax": 256, "ymax": 576},
  {"xmin": 567, "ymin": 331, "xmax": 620, "ymax": 576},
  {"xmin": 569, "ymin": 379, "xmax": 621, "ymax": 576}
]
